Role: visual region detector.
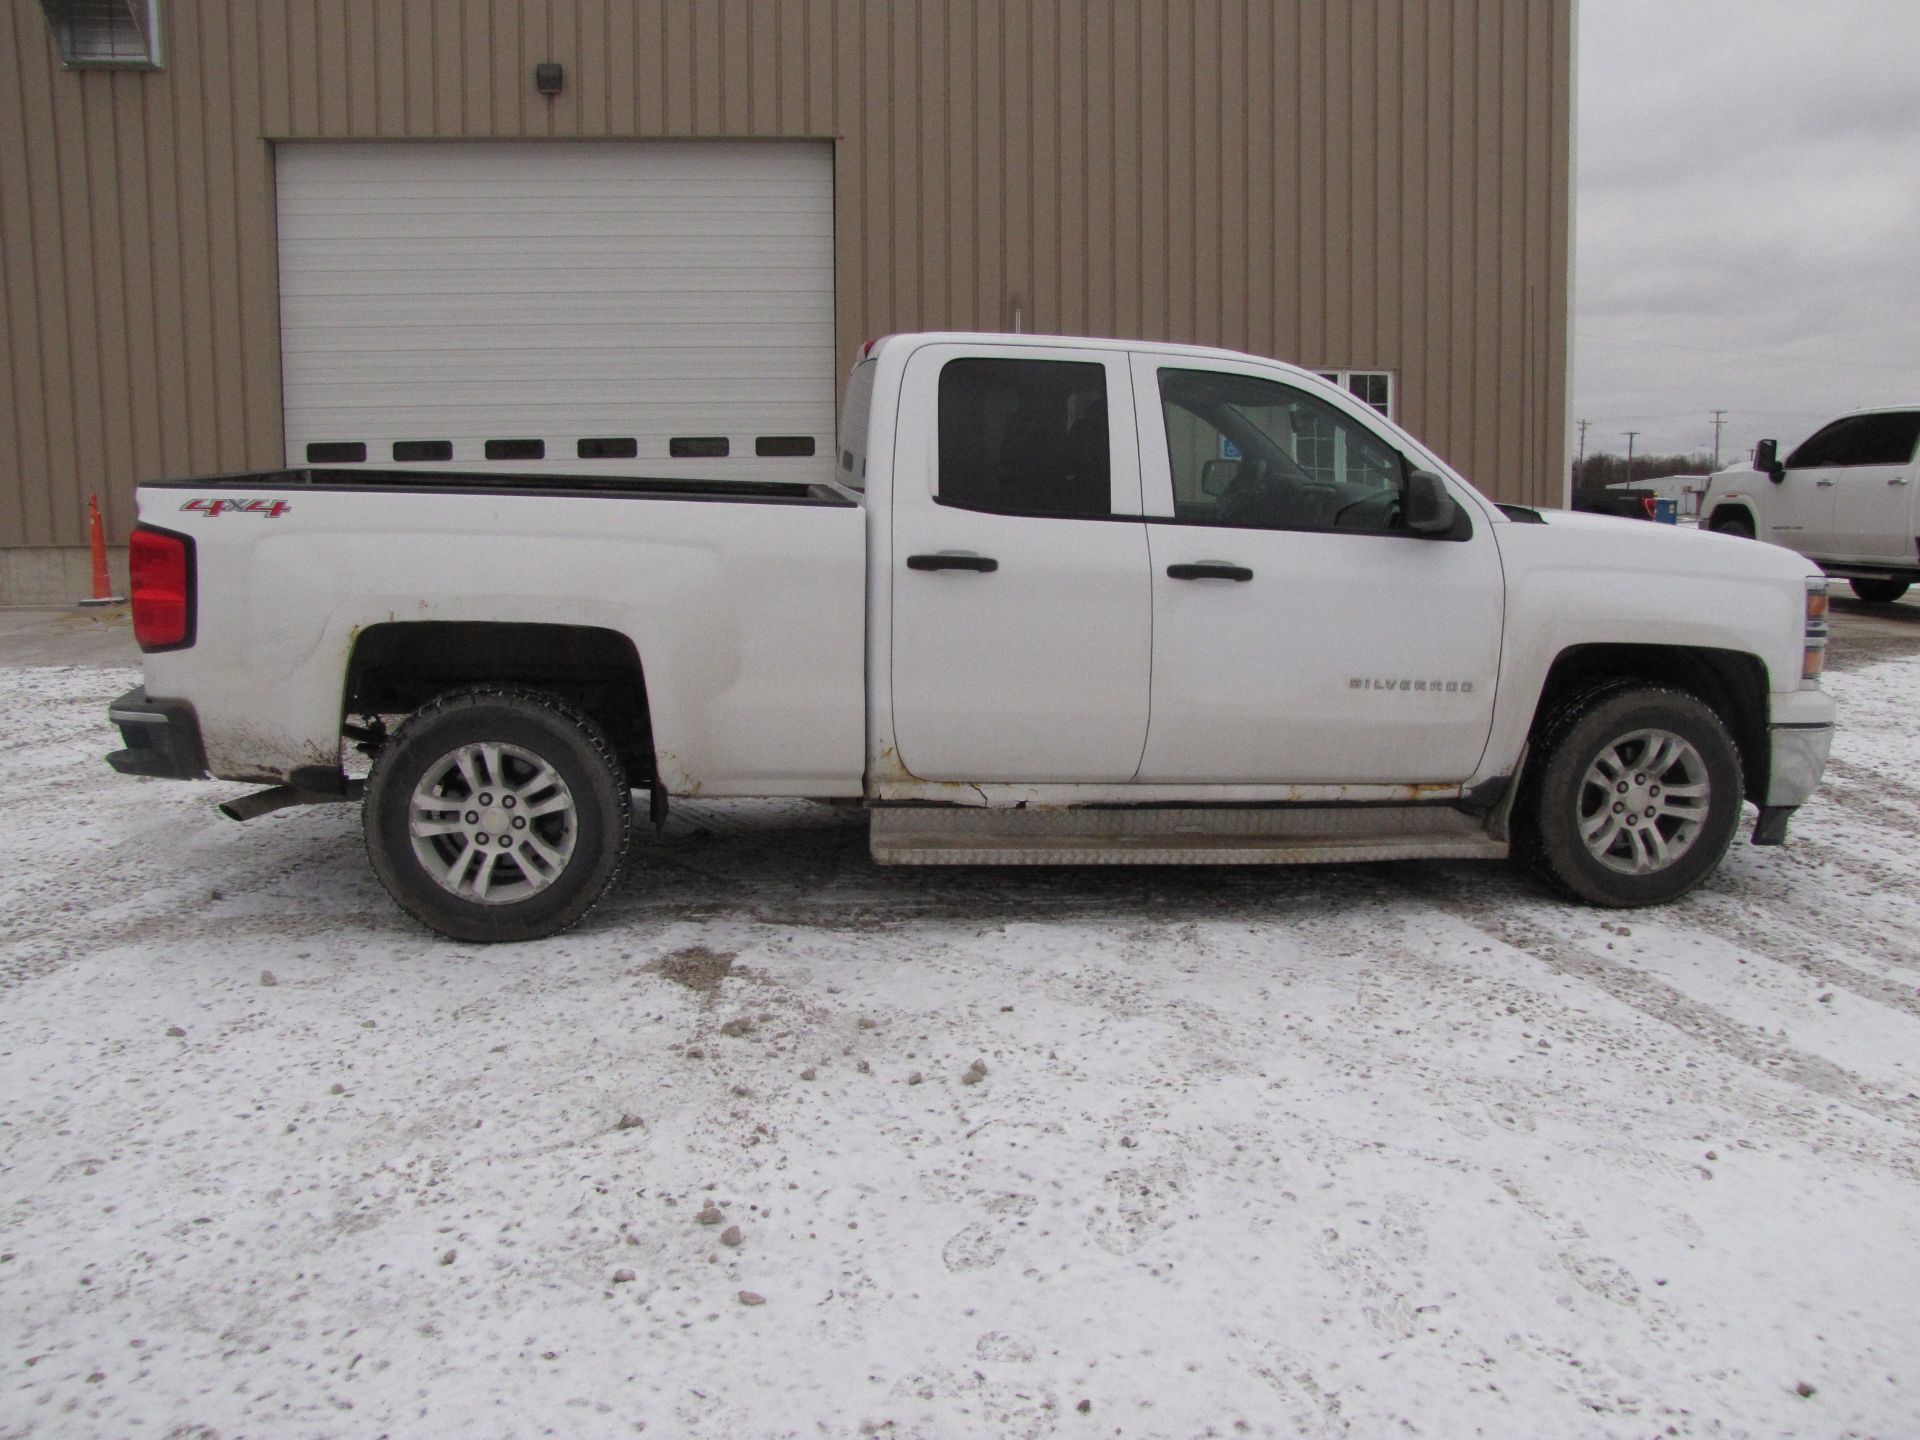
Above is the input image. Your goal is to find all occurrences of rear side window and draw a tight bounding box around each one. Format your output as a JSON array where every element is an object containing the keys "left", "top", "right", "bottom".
[
  {"left": 837, "top": 360, "right": 876, "bottom": 493},
  {"left": 937, "top": 359, "right": 1110, "bottom": 519},
  {"left": 1788, "top": 412, "right": 1920, "bottom": 468},
  {"left": 1856, "top": 412, "right": 1920, "bottom": 466}
]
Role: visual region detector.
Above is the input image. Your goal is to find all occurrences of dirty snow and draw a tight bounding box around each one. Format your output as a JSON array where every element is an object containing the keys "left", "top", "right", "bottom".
[{"left": 3, "top": 658, "right": 1919, "bottom": 1439}]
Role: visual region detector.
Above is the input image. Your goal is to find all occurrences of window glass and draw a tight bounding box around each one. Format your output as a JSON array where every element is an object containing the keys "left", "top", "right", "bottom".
[
  {"left": 1158, "top": 368, "right": 1406, "bottom": 533},
  {"left": 1311, "top": 370, "right": 1394, "bottom": 418},
  {"left": 1346, "top": 372, "right": 1392, "bottom": 416},
  {"left": 1855, "top": 412, "right": 1920, "bottom": 467},
  {"left": 836, "top": 360, "right": 875, "bottom": 492},
  {"left": 1787, "top": 416, "right": 1870, "bottom": 468},
  {"left": 937, "top": 359, "right": 1111, "bottom": 519}
]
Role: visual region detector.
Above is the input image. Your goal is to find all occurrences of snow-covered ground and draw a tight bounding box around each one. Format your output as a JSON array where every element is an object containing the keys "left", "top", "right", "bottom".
[{"left": 4, "top": 658, "right": 1919, "bottom": 1440}]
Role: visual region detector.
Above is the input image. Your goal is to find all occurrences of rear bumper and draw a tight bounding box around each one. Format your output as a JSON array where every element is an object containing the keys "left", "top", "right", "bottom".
[{"left": 106, "top": 686, "right": 209, "bottom": 781}]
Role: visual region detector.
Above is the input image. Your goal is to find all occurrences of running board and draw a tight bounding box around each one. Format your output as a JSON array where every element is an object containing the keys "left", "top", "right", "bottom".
[{"left": 869, "top": 804, "right": 1506, "bottom": 866}]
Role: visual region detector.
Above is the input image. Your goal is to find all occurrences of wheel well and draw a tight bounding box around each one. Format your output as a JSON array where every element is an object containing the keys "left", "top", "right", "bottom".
[
  {"left": 1705, "top": 503, "right": 1756, "bottom": 533},
  {"left": 1529, "top": 644, "right": 1769, "bottom": 804},
  {"left": 346, "top": 622, "right": 654, "bottom": 785}
]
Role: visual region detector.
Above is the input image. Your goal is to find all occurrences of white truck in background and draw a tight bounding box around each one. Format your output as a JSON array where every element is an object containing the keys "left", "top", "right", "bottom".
[
  {"left": 1701, "top": 405, "right": 1920, "bottom": 604},
  {"left": 107, "top": 333, "right": 1835, "bottom": 941}
]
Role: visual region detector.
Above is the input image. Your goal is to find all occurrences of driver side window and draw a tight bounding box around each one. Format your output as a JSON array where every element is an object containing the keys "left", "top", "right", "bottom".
[{"left": 1158, "top": 368, "right": 1407, "bottom": 534}]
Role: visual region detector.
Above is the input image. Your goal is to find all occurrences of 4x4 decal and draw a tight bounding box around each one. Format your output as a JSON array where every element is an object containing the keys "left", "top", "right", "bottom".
[{"left": 180, "top": 498, "right": 291, "bottom": 518}]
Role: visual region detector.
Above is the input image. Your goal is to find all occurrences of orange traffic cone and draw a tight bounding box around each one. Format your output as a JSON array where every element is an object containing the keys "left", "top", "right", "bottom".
[{"left": 79, "top": 494, "right": 125, "bottom": 606}]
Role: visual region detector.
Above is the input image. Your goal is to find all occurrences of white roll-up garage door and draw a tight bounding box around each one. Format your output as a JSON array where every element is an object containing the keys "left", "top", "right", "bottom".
[{"left": 275, "top": 140, "right": 835, "bottom": 481}]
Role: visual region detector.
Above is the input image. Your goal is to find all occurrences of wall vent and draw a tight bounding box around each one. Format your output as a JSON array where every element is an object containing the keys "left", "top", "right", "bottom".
[{"left": 40, "top": 0, "right": 163, "bottom": 69}]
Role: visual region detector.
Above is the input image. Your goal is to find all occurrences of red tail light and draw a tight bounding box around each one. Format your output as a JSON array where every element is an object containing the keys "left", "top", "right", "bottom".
[{"left": 129, "top": 526, "right": 195, "bottom": 651}]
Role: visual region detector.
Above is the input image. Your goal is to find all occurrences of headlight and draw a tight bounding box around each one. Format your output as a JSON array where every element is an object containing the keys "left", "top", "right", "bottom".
[{"left": 1802, "top": 579, "right": 1828, "bottom": 687}]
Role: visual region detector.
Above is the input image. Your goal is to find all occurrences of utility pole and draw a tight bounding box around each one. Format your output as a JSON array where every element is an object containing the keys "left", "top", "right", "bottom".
[
  {"left": 1574, "top": 419, "right": 1590, "bottom": 488},
  {"left": 1709, "top": 410, "right": 1727, "bottom": 472},
  {"left": 1623, "top": 431, "right": 1639, "bottom": 482}
]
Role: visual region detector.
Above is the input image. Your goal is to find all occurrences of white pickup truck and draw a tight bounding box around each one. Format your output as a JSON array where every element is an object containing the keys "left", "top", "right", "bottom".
[
  {"left": 107, "top": 333, "right": 1836, "bottom": 941},
  {"left": 1701, "top": 406, "right": 1920, "bottom": 604}
]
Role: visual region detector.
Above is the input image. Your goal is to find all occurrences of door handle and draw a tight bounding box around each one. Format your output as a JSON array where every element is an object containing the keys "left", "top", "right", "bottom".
[
  {"left": 1815, "top": 477, "right": 1836, "bottom": 487},
  {"left": 1891, "top": 476, "right": 1911, "bottom": 486},
  {"left": 907, "top": 552, "right": 999, "bottom": 573},
  {"left": 1166, "top": 562, "right": 1254, "bottom": 582}
]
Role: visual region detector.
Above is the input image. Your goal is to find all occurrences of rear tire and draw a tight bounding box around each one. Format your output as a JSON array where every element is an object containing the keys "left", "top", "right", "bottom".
[
  {"left": 365, "top": 686, "right": 630, "bottom": 942},
  {"left": 1523, "top": 685, "right": 1742, "bottom": 907},
  {"left": 1849, "top": 577, "right": 1910, "bottom": 604}
]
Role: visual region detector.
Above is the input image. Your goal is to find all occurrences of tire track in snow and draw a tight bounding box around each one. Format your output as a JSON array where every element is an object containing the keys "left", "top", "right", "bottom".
[{"left": 1419, "top": 886, "right": 1914, "bottom": 1135}]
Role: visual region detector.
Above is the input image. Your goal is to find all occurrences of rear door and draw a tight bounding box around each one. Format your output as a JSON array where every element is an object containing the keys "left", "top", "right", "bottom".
[
  {"left": 888, "top": 344, "right": 1151, "bottom": 783},
  {"left": 1821, "top": 411, "right": 1920, "bottom": 562},
  {"left": 1129, "top": 354, "right": 1503, "bottom": 784}
]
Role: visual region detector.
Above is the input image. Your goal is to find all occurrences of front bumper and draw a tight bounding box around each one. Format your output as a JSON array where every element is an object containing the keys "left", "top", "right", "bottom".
[
  {"left": 1765, "top": 722, "right": 1834, "bottom": 809},
  {"left": 106, "top": 686, "right": 209, "bottom": 781},
  {"left": 1749, "top": 690, "right": 1836, "bottom": 846},
  {"left": 1765, "top": 689, "right": 1837, "bottom": 808}
]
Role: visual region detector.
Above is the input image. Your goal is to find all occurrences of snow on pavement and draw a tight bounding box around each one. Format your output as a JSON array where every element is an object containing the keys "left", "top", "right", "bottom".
[{"left": 3, "top": 661, "right": 1918, "bottom": 1439}]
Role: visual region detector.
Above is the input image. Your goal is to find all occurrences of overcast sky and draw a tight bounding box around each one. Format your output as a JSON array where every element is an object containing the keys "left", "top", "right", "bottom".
[{"left": 1575, "top": 0, "right": 1920, "bottom": 465}]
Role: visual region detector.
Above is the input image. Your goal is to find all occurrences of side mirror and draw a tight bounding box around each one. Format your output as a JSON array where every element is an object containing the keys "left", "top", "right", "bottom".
[
  {"left": 1754, "top": 438, "right": 1786, "bottom": 482},
  {"left": 1405, "top": 469, "right": 1458, "bottom": 535},
  {"left": 1199, "top": 458, "right": 1241, "bottom": 498}
]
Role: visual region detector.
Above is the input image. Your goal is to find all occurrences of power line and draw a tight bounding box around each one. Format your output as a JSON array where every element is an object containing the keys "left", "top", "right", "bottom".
[{"left": 1575, "top": 408, "right": 1836, "bottom": 425}]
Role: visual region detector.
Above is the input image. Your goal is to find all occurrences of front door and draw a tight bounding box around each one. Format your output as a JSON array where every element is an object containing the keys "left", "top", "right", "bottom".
[
  {"left": 888, "top": 343, "right": 1151, "bottom": 783},
  {"left": 1129, "top": 355, "right": 1503, "bottom": 784}
]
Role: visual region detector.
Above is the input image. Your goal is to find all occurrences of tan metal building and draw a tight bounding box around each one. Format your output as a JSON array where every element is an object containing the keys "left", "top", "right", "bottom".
[{"left": 1, "top": 0, "right": 1572, "bottom": 604}]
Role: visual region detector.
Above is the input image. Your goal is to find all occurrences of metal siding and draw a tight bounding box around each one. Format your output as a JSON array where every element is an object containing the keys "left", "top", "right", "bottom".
[{"left": 1, "top": 0, "right": 1572, "bottom": 564}]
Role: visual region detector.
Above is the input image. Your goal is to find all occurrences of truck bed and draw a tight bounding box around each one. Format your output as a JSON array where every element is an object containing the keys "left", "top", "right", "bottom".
[{"left": 131, "top": 468, "right": 868, "bottom": 796}]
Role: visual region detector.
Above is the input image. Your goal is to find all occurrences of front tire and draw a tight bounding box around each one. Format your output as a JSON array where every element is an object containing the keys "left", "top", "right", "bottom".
[
  {"left": 365, "top": 687, "right": 630, "bottom": 942},
  {"left": 1849, "top": 577, "right": 1910, "bottom": 604},
  {"left": 1710, "top": 511, "right": 1755, "bottom": 540},
  {"left": 1524, "top": 686, "right": 1742, "bottom": 907}
]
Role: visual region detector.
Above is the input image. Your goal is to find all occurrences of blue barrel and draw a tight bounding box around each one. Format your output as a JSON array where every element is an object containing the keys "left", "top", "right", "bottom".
[{"left": 1654, "top": 498, "right": 1678, "bottom": 524}]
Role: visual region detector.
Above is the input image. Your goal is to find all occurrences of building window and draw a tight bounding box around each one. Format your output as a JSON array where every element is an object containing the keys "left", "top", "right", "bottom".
[
  {"left": 40, "top": 0, "right": 164, "bottom": 69},
  {"left": 1314, "top": 369, "right": 1395, "bottom": 419}
]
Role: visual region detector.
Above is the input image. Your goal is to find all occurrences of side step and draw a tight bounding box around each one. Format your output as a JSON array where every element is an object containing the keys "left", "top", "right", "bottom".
[{"left": 869, "top": 804, "right": 1506, "bottom": 867}]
